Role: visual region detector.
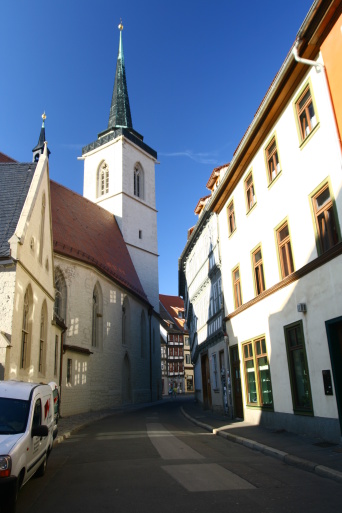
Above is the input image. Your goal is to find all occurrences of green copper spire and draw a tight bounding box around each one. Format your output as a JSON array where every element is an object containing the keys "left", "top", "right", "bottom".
[{"left": 108, "top": 22, "right": 133, "bottom": 130}]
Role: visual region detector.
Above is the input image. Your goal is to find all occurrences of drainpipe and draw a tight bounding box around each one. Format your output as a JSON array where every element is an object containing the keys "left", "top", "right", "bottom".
[
  {"left": 293, "top": 39, "right": 341, "bottom": 152},
  {"left": 292, "top": 39, "right": 324, "bottom": 72}
]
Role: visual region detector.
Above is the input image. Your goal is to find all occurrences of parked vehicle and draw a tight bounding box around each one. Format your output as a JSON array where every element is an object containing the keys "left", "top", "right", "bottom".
[{"left": 0, "top": 381, "right": 57, "bottom": 512}]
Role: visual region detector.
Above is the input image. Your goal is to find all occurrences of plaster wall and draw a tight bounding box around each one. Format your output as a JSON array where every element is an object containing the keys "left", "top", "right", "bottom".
[
  {"left": 0, "top": 267, "right": 16, "bottom": 377},
  {"left": 55, "top": 255, "right": 161, "bottom": 416}
]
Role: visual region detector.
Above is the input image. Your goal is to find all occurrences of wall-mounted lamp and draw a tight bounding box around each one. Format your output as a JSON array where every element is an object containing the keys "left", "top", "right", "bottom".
[{"left": 297, "top": 303, "right": 307, "bottom": 313}]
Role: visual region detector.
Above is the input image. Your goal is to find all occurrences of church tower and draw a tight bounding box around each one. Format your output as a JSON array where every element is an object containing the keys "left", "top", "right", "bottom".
[{"left": 81, "top": 22, "right": 159, "bottom": 312}]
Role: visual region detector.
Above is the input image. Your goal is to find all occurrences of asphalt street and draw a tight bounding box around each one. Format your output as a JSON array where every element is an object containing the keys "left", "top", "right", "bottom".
[{"left": 15, "top": 396, "right": 342, "bottom": 513}]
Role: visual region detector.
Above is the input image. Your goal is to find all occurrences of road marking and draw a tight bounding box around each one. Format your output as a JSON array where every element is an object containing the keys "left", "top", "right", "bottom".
[
  {"left": 147, "top": 423, "right": 204, "bottom": 460},
  {"left": 162, "top": 463, "right": 256, "bottom": 491}
]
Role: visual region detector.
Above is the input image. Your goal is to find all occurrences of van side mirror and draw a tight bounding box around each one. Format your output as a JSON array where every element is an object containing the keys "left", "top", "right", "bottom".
[{"left": 31, "top": 425, "right": 49, "bottom": 438}]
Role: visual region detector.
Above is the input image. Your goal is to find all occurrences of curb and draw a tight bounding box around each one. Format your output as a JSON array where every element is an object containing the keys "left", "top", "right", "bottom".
[{"left": 181, "top": 407, "right": 342, "bottom": 484}]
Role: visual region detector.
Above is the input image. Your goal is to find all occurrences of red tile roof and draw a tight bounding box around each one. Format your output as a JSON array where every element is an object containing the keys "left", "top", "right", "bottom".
[
  {"left": 50, "top": 180, "right": 148, "bottom": 303},
  {"left": 206, "top": 163, "right": 229, "bottom": 190},
  {"left": 159, "top": 294, "right": 187, "bottom": 332},
  {"left": 194, "top": 195, "right": 210, "bottom": 215},
  {"left": 0, "top": 152, "right": 17, "bottom": 163}
]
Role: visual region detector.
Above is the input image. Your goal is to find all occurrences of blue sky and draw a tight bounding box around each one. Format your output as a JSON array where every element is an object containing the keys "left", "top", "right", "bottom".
[{"left": 1, "top": 0, "right": 314, "bottom": 296}]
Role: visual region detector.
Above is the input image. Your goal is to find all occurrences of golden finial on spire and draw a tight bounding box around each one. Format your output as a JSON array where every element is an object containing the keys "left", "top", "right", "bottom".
[
  {"left": 118, "top": 19, "right": 123, "bottom": 31},
  {"left": 42, "top": 112, "right": 46, "bottom": 121}
]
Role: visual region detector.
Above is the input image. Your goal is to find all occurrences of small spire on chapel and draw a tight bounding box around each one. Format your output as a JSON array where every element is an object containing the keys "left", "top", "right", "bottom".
[{"left": 32, "top": 112, "right": 50, "bottom": 162}]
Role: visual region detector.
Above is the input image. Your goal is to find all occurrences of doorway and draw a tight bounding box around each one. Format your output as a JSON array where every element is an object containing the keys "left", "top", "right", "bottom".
[
  {"left": 326, "top": 317, "right": 342, "bottom": 435},
  {"left": 201, "top": 353, "right": 212, "bottom": 410},
  {"left": 230, "top": 345, "right": 244, "bottom": 419}
]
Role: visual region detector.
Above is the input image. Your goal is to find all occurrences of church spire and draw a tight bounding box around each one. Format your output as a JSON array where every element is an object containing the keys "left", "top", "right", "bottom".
[
  {"left": 32, "top": 112, "right": 50, "bottom": 162},
  {"left": 108, "top": 21, "right": 133, "bottom": 130}
]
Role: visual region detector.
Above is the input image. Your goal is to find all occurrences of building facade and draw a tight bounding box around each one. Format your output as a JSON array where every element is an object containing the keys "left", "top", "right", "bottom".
[
  {"left": 159, "top": 294, "right": 193, "bottom": 395},
  {"left": 179, "top": 0, "right": 342, "bottom": 441}
]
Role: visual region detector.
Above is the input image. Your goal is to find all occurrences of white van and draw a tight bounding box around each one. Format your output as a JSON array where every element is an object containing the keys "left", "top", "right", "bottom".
[{"left": 0, "top": 381, "right": 57, "bottom": 512}]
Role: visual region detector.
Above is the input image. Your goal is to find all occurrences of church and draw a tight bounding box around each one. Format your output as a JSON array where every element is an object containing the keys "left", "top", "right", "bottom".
[{"left": 0, "top": 23, "right": 161, "bottom": 416}]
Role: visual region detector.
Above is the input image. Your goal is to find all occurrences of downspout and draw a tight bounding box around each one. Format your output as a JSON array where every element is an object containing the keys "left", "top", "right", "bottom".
[
  {"left": 292, "top": 39, "right": 324, "bottom": 72},
  {"left": 293, "top": 39, "right": 341, "bottom": 152}
]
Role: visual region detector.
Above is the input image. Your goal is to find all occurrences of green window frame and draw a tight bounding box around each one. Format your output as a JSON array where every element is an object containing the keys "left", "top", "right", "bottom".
[
  {"left": 284, "top": 320, "right": 313, "bottom": 415},
  {"left": 242, "top": 337, "right": 273, "bottom": 408}
]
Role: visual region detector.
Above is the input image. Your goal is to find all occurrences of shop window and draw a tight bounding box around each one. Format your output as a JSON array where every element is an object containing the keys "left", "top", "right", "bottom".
[{"left": 242, "top": 337, "right": 273, "bottom": 408}]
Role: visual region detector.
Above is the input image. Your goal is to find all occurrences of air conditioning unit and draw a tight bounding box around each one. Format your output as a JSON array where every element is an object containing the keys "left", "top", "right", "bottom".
[{"left": 297, "top": 303, "right": 307, "bottom": 313}]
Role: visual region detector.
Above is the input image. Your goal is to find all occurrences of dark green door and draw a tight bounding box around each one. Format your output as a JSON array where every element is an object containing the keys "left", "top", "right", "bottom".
[{"left": 326, "top": 317, "right": 342, "bottom": 435}]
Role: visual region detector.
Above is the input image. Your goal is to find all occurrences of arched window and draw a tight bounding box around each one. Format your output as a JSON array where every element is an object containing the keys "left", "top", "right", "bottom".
[
  {"left": 39, "top": 302, "right": 47, "bottom": 375},
  {"left": 134, "top": 164, "right": 144, "bottom": 199},
  {"left": 54, "top": 267, "right": 67, "bottom": 322},
  {"left": 92, "top": 283, "right": 103, "bottom": 348},
  {"left": 97, "top": 161, "right": 109, "bottom": 198},
  {"left": 38, "top": 193, "right": 46, "bottom": 263},
  {"left": 122, "top": 296, "right": 130, "bottom": 346},
  {"left": 140, "top": 310, "right": 147, "bottom": 358},
  {"left": 21, "top": 287, "right": 32, "bottom": 369}
]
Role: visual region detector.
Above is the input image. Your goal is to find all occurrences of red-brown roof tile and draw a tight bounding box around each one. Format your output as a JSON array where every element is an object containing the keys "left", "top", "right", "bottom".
[
  {"left": 50, "top": 180, "right": 148, "bottom": 303},
  {"left": 0, "top": 152, "right": 17, "bottom": 163},
  {"left": 159, "top": 294, "right": 188, "bottom": 332}
]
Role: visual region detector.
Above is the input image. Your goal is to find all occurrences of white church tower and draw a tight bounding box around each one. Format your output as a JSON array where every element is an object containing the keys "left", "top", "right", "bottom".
[{"left": 81, "top": 22, "right": 159, "bottom": 312}]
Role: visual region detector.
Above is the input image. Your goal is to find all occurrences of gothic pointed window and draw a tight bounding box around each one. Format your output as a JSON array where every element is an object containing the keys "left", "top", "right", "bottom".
[
  {"left": 122, "top": 296, "right": 130, "bottom": 346},
  {"left": 39, "top": 302, "right": 47, "bottom": 375},
  {"left": 140, "top": 310, "right": 147, "bottom": 358},
  {"left": 134, "top": 164, "right": 144, "bottom": 199},
  {"left": 54, "top": 267, "right": 67, "bottom": 322},
  {"left": 97, "top": 161, "right": 109, "bottom": 198},
  {"left": 21, "top": 287, "right": 32, "bottom": 369},
  {"left": 92, "top": 283, "right": 103, "bottom": 348}
]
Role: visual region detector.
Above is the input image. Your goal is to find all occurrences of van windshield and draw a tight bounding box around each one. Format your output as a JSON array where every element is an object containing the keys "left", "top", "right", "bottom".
[{"left": 0, "top": 398, "right": 30, "bottom": 434}]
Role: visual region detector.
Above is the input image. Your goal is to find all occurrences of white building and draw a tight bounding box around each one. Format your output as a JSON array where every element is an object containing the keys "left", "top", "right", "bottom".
[{"left": 179, "top": 0, "right": 342, "bottom": 442}]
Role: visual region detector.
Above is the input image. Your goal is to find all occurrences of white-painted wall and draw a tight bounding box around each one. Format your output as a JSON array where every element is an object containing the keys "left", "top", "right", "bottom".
[
  {"left": 217, "top": 62, "right": 342, "bottom": 430},
  {"left": 83, "top": 135, "right": 159, "bottom": 311}
]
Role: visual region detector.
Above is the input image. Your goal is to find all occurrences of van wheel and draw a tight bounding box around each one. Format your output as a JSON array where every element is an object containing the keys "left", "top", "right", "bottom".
[
  {"left": 36, "top": 454, "right": 47, "bottom": 477},
  {"left": 4, "top": 474, "right": 22, "bottom": 513}
]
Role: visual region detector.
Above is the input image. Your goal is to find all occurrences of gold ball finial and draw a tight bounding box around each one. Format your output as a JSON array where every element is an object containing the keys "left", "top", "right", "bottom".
[
  {"left": 118, "top": 19, "right": 123, "bottom": 31},
  {"left": 42, "top": 112, "right": 46, "bottom": 121}
]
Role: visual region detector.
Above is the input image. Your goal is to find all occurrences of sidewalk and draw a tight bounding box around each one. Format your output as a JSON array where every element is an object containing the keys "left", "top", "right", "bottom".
[
  {"left": 53, "top": 395, "right": 342, "bottom": 484},
  {"left": 181, "top": 398, "right": 342, "bottom": 484}
]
